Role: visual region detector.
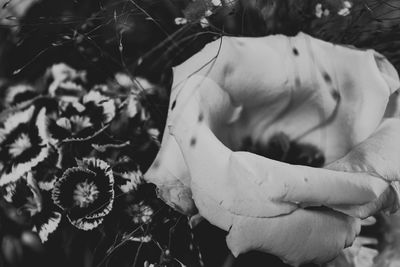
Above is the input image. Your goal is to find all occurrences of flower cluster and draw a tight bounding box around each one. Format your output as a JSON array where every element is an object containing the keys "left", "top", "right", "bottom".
[
  {"left": 1, "top": 63, "right": 204, "bottom": 267},
  {"left": 0, "top": 63, "right": 165, "bottom": 243}
]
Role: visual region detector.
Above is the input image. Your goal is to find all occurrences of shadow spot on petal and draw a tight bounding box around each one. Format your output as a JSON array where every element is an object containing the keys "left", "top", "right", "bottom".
[
  {"left": 331, "top": 89, "right": 341, "bottom": 102},
  {"left": 198, "top": 113, "right": 204, "bottom": 122},
  {"left": 190, "top": 137, "right": 196, "bottom": 147},
  {"left": 323, "top": 72, "right": 332, "bottom": 83},
  {"left": 171, "top": 100, "right": 177, "bottom": 110}
]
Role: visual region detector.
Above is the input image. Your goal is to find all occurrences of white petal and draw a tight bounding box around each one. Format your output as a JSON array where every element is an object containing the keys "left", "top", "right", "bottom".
[{"left": 145, "top": 33, "right": 400, "bottom": 265}]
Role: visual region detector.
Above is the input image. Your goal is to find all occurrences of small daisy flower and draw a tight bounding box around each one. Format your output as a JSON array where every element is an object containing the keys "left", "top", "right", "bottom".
[
  {"left": 0, "top": 107, "right": 52, "bottom": 186},
  {"left": 115, "top": 169, "right": 143, "bottom": 194},
  {"left": 112, "top": 156, "right": 143, "bottom": 193},
  {"left": 127, "top": 202, "right": 153, "bottom": 225},
  {"left": 82, "top": 90, "right": 116, "bottom": 124},
  {"left": 52, "top": 90, "right": 115, "bottom": 142},
  {"left": 52, "top": 158, "right": 114, "bottom": 230}
]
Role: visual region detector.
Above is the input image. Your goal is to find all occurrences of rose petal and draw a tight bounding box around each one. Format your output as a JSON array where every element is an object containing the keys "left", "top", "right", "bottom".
[
  {"left": 145, "top": 32, "right": 400, "bottom": 265},
  {"left": 147, "top": 32, "right": 400, "bottom": 215}
]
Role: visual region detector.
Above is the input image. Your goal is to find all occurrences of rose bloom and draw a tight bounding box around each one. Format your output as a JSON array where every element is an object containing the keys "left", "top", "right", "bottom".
[{"left": 145, "top": 32, "right": 400, "bottom": 266}]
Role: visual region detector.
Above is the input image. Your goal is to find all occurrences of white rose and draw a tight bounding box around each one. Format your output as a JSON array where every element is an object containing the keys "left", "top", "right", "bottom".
[{"left": 145, "top": 32, "right": 400, "bottom": 266}]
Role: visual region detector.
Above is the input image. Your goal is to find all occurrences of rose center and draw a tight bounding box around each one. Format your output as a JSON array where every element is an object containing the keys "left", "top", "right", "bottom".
[
  {"left": 73, "top": 180, "right": 99, "bottom": 208},
  {"left": 9, "top": 133, "right": 31, "bottom": 157}
]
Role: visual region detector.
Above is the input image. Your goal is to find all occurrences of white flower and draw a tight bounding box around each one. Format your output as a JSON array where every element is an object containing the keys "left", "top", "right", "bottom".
[
  {"left": 211, "top": 0, "right": 222, "bottom": 7},
  {"left": 0, "top": 107, "right": 52, "bottom": 186},
  {"left": 128, "top": 202, "right": 153, "bottom": 224},
  {"left": 338, "top": 1, "right": 352, "bottom": 16},
  {"left": 118, "top": 170, "right": 143, "bottom": 193},
  {"left": 52, "top": 158, "right": 114, "bottom": 230},
  {"left": 344, "top": 1, "right": 352, "bottom": 9},
  {"left": 338, "top": 7, "right": 350, "bottom": 16},
  {"left": 315, "top": 3, "right": 323, "bottom": 18},
  {"left": 315, "top": 3, "right": 330, "bottom": 18},
  {"left": 82, "top": 90, "right": 116, "bottom": 124},
  {"left": 145, "top": 33, "right": 400, "bottom": 266},
  {"left": 200, "top": 17, "right": 209, "bottom": 28},
  {"left": 174, "top": 17, "right": 188, "bottom": 25},
  {"left": 115, "top": 73, "right": 133, "bottom": 88}
]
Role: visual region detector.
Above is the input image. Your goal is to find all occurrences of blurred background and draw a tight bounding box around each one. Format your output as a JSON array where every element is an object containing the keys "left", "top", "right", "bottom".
[{"left": 1, "top": 0, "right": 400, "bottom": 84}]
